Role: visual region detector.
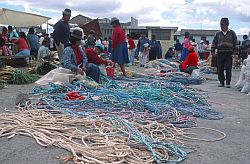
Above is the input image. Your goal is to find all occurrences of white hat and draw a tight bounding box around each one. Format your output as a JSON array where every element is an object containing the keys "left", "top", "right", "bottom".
[{"left": 200, "top": 40, "right": 204, "bottom": 44}]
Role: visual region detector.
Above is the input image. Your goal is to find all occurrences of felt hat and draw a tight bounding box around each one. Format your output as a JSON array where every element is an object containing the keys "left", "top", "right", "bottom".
[
  {"left": 110, "top": 17, "right": 119, "bottom": 24},
  {"left": 70, "top": 29, "right": 83, "bottom": 40},
  {"left": 95, "top": 43, "right": 104, "bottom": 52},
  {"left": 63, "top": 8, "right": 71, "bottom": 16}
]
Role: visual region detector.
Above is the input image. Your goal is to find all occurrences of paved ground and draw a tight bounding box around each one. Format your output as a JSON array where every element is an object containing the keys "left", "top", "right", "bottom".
[{"left": 0, "top": 70, "right": 249, "bottom": 164}]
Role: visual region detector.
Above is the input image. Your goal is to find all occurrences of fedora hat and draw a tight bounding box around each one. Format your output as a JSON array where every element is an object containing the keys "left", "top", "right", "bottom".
[
  {"left": 71, "top": 29, "right": 83, "bottom": 40},
  {"left": 63, "top": 8, "right": 71, "bottom": 16},
  {"left": 110, "top": 17, "right": 119, "bottom": 24}
]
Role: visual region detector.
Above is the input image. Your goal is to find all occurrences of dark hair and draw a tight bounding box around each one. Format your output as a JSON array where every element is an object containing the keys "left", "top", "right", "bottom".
[
  {"left": 175, "top": 39, "right": 179, "bottom": 43},
  {"left": 70, "top": 36, "right": 80, "bottom": 44},
  {"left": 42, "top": 37, "right": 50, "bottom": 46},
  {"left": 19, "top": 32, "right": 26, "bottom": 38},
  {"left": 2, "top": 27, "right": 7, "bottom": 31},
  {"left": 28, "top": 27, "right": 35, "bottom": 34},
  {"left": 126, "top": 34, "right": 130, "bottom": 38},
  {"left": 243, "top": 35, "right": 248, "bottom": 40},
  {"left": 8, "top": 26, "right": 13, "bottom": 30},
  {"left": 192, "top": 38, "right": 196, "bottom": 42},
  {"left": 112, "top": 20, "right": 120, "bottom": 26},
  {"left": 184, "top": 32, "right": 190, "bottom": 38},
  {"left": 205, "top": 40, "right": 209, "bottom": 44},
  {"left": 104, "top": 37, "right": 107, "bottom": 40},
  {"left": 168, "top": 47, "right": 173, "bottom": 51}
]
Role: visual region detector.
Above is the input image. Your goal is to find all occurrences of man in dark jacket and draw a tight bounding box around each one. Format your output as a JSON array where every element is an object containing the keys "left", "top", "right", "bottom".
[
  {"left": 211, "top": 18, "right": 238, "bottom": 88},
  {"left": 53, "top": 8, "right": 71, "bottom": 59}
]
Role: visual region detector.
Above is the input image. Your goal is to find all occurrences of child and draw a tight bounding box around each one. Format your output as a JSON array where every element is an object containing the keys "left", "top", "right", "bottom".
[{"left": 37, "top": 37, "right": 51, "bottom": 62}]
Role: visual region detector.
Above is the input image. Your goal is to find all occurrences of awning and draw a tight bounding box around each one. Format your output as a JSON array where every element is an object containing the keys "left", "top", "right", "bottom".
[{"left": 0, "top": 8, "right": 51, "bottom": 27}]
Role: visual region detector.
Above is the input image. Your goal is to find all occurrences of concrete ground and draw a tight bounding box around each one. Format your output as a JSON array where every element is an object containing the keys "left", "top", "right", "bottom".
[{"left": 0, "top": 69, "right": 249, "bottom": 164}]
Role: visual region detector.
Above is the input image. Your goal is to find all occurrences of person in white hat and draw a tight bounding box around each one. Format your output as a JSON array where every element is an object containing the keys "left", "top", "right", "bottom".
[{"left": 110, "top": 17, "right": 129, "bottom": 77}]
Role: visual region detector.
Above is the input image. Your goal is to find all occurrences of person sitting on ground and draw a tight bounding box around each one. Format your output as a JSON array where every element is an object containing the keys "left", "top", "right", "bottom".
[
  {"left": 14, "top": 32, "right": 30, "bottom": 56},
  {"left": 37, "top": 37, "right": 52, "bottom": 62},
  {"left": 27, "top": 27, "right": 40, "bottom": 58},
  {"left": 179, "top": 46, "right": 199, "bottom": 74},
  {"left": 85, "top": 43, "right": 112, "bottom": 66},
  {"left": 0, "top": 27, "right": 8, "bottom": 43},
  {"left": 85, "top": 43, "right": 113, "bottom": 75},
  {"left": 61, "top": 29, "right": 101, "bottom": 83},
  {"left": 165, "top": 47, "right": 175, "bottom": 59},
  {"left": 0, "top": 37, "right": 11, "bottom": 56}
]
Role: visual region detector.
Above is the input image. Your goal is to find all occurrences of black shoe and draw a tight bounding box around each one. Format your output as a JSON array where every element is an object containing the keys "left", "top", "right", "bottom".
[
  {"left": 218, "top": 84, "right": 224, "bottom": 87},
  {"left": 225, "top": 84, "right": 230, "bottom": 88}
]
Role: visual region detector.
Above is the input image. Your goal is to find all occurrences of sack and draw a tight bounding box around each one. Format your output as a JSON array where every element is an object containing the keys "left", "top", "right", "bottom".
[
  {"left": 235, "top": 65, "right": 246, "bottom": 88},
  {"left": 35, "top": 67, "right": 85, "bottom": 85}
]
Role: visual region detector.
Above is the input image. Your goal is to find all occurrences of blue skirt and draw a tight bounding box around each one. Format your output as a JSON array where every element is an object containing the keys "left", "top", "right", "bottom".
[
  {"left": 180, "top": 48, "right": 189, "bottom": 61},
  {"left": 110, "top": 42, "right": 129, "bottom": 64}
]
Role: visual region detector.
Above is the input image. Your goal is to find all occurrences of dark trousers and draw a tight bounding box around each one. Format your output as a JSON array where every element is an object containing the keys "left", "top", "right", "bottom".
[{"left": 217, "top": 52, "right": 233, "bottom": 85}]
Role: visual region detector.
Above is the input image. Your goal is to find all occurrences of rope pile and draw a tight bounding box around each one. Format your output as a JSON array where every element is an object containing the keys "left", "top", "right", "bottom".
[{"left": 0, "top": 110, "right": 226, "bottom": 163}]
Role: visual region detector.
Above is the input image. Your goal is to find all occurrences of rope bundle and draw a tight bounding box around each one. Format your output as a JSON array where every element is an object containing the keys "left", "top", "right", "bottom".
[{"left": 0, "top": 110, "right": 226, "bottom": 163}]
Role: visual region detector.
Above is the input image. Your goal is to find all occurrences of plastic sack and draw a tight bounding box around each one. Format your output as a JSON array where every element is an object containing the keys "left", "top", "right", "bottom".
[
  {"left": 35, "top": 67, "right": 85, "bottom": 85},
  {"left": 191, "top": 69, "right": 200, "bottom": 78},
  {"left": 235, "top": 65, "right": 246, "bottom": 88}
]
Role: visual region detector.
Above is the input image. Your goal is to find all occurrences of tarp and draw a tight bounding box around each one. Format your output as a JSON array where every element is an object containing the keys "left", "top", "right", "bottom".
[
  {"left": 79, "top": 19, "right": 103, "bottom": 37},
  {"left": 0, "top": 8, "right": 50, "bottom": 27}
]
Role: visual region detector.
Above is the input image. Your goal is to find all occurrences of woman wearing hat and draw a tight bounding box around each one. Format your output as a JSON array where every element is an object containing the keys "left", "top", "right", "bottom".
[
  {"left": 110, "top": 17, "right": 129, "bottom": 77},
  {"left": 61, "top": 29, "right": 101, "bottom": 83}
]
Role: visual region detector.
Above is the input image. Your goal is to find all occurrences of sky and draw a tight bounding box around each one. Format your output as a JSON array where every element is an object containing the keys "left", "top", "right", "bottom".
[{"left": 0, "top": 0, "right": 250, "bottom": 35}]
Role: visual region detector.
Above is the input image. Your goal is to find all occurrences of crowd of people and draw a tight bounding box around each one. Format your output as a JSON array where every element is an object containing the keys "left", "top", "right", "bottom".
[{"left": 1, "top": 8, "right": 250, "bottom": 88}]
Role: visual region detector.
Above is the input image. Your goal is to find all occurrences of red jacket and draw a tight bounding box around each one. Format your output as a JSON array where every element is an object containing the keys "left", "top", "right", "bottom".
[
  {"left": 182, "top": 51, "right": 198, "bottom": 70},
  {"left": 112, "top": 25, "right": 125, "bottom": 49},
  {"left": 85, "top": 48, "right": 108, "bottom": 65},
  {"left": 128, "top": 38, "right": 135, "bottom": 49}
]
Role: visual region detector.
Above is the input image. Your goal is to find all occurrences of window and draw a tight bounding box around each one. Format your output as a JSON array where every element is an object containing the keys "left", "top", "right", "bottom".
[
  {"left": 129, "top": 29, "right": 148, "bottom": 39},
  {"left": 152, "top": 29, "right": 171, "bottom": 40}
]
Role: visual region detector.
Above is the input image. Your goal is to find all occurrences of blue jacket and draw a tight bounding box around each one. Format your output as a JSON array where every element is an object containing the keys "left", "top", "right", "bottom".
[
  {"left": 27, "top": 34, "right": 40, "bottom": 51},
  {"left": 137, "top": 37, "right": 150, "bottom": 52},
  {"left": 61, "top": 46, "right": 88, "bottom": 73},
  {"left": 53, "top": 19, "right": 70, "bottom": 45}
]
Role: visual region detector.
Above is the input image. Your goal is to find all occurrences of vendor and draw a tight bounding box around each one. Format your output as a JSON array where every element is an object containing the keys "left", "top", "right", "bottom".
[
  {"left": 179, "top": 46, "right": 198, "bottom": 74},
  {"left": 61, "top": 29, "right": 101, "bottom": 83},
  {"left": 85, "top": 43, "right": 112, "bottom": 66},
  {"left": 14, "top": 32, "right": 30, "bottom": 56}
]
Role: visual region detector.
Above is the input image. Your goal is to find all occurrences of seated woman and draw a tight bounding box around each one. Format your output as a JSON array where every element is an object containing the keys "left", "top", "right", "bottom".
[
  {"left": 61, "top": 29, "right": 101, "bottom": 83},
  {"left": 85, "top": 43, "right": 112, "bottom": 74},
  {"left": 179, "top": 46, "right": 198, "bottom": 74},
  {"left": 0, "top": 37, "right": 11, "bottom": 56},
  {"left": 37, "top": 37, "right": 52, "bottom": 62},
  {"left": 14, "top": 32, "right": 30, "bottom": 56},
  {"left": 165, "top": 47, "right": 174, "bottom": 59}
]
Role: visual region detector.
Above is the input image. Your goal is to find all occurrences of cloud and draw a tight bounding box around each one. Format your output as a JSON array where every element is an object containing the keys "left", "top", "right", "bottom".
[{"left": 1, "top": 0, "right": 250, "bottom": 34}]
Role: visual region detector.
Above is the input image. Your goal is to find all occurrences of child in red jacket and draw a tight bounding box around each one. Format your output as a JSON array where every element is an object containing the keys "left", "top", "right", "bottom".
[{"left": 179, "top": 46, "right": 199, "bottom": 74}]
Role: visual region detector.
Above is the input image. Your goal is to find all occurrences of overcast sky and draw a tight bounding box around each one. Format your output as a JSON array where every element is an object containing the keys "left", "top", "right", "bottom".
[{"left": 1, "top": 0, "right": 250, "bottom": 35}]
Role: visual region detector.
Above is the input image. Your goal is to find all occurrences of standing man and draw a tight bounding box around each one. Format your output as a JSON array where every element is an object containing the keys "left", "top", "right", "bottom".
[
  {"left": 126, "top": 34, "right": 136, "bottom": 65},
  {"left": 110, "top": 17, "right": 129, "bottom": 77},
  {"left": 53, "top": 8, "right": 71, "bottom": 59},
  {"left": 211, "top": 18, "right": 238, "bottom": 88}
]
